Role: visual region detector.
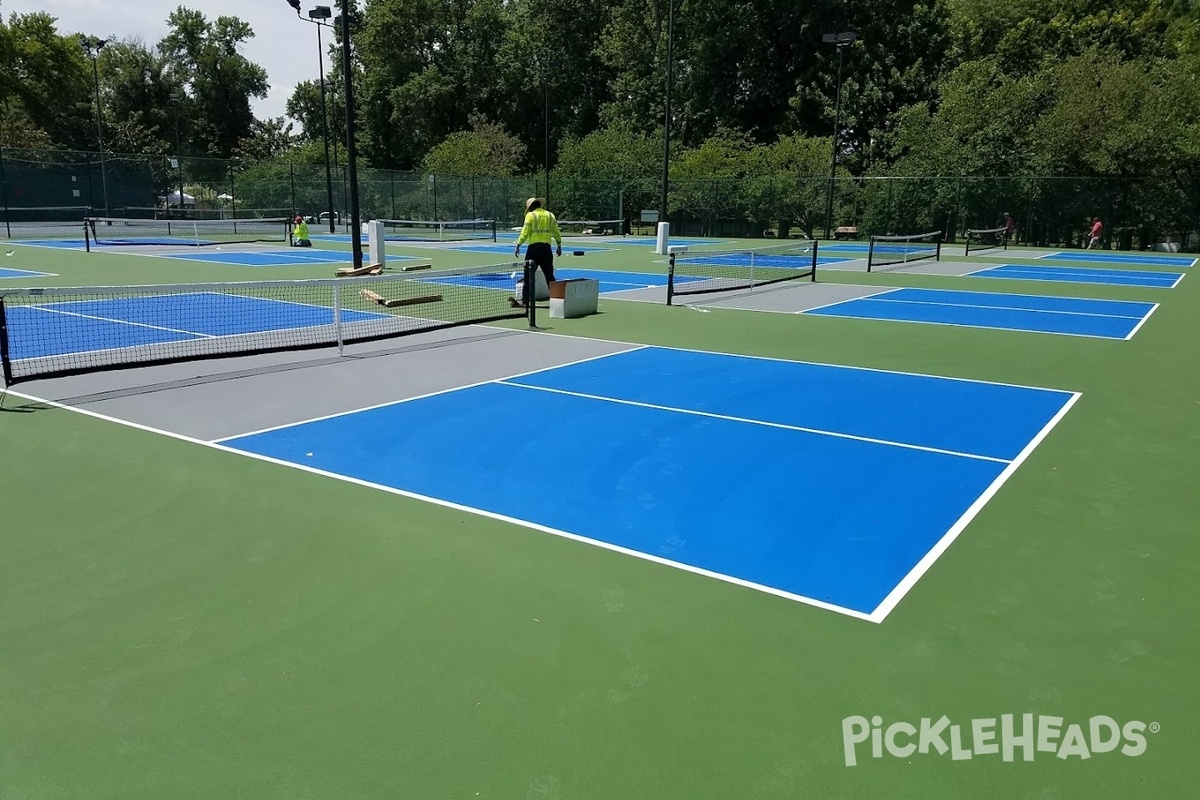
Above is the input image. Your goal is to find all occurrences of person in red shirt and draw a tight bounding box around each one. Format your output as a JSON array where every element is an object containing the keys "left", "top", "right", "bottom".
[{"left": 1087, "top": 217, "right": 1103, "bottom": 249}]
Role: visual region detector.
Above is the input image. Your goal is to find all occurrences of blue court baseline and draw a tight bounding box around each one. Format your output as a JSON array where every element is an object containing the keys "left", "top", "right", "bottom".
[
  {"left": 805, "top": 287, "right": 1156, "bottom": 339},
  {"left": 1037, "top": 251, "right": 1196, "bottom": 268},
  {"left": 969, "top": 264, "right": 1183, "bottom": 288},
  {"left": 4, "top": 293, "right": 385, "bottom": 360},
  {"left": 221, "top": 346, "right": 1076, "bottom": 619}
]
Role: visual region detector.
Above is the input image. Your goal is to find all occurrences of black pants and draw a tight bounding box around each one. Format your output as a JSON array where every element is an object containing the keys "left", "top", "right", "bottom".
[{"left": 519, "top": 242, "right": 556, "bottom": 300}]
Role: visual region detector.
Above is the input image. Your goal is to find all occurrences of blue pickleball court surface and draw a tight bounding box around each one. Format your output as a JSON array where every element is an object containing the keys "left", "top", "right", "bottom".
[
  {"left": 804, "top": 287, "right": 1157, "bottom": 339},
  {"left": 4, "top": 292, "right": 386, "bottom": 361},
  {"left": 1037, "top": 251, "right": 1196, "bottom": 268},
  {"left": 221, "top": 346, "right": 1077, "bottom": 620},
  {"left": 0, "top": 267, "right": 55, "bottom": 279},
  {"left": 967, "top": 264, "right": 1184, "bottom": 288},
  {"left": 424, "top": 266, "right": 690, "bottom": 294}
]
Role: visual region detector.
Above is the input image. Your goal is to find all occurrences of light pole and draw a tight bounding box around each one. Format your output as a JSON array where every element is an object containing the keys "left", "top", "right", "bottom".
[
  {"left": 660, "top": 0, "right": 677, "bottom": 227},
  {"left": 288, "top": 2, "right": 338, "bottom": 234},
  {"left": 821, "top": 31, "right": 857, "bottom": 241},
  {"left": 532, "top": 52, "right": 550, "bottom": 208},
  {"left": 79, "top": 35, "right": 110, "bottom": 215},
  {"left": 335, "top": 0, "right": 363, "bottom": 269}
]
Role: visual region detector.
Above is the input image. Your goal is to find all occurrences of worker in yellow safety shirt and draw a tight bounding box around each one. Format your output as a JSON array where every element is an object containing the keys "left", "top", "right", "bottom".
[
  {"left": 292, "top": 215, "right": 312, "bottom": 247},
  {"left": 510, "top": 197, "right": 562, "bottom": 307}
]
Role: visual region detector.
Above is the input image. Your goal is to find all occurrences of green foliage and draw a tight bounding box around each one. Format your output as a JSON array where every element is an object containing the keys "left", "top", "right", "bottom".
[{"left": 422, "top": 115, "right": 526, "bottom": 176}]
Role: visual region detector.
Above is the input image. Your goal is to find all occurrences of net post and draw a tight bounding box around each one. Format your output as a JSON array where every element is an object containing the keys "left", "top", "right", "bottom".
[
  {"left": 666, "top": 251, "right": 676, "bottom": 306},
  {"left": 84, "top": 219, "right": 92, "bottom": 253},
  {"left": 333, "top": 282, "right": 344, "bottom": 356},
  {"left": 490, "top": 219, "right": 497, "bottom": 243},
  {"left": 867, "top": 237, "right": 875, "bottom": 272},
  {"left": 0, "top": 298, "right": 13, "bottom": 387},
  {"left": 935, "top": 238, "right": 942, "bottom": 262},
  {"left": 810, "top": 239, "right": 818, "bottom": 281}
]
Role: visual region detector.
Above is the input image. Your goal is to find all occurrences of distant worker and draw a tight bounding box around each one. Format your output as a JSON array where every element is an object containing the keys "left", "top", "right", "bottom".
[
  {"left": 292, "top": 214, "right": 312, "bottom": 247},
  {"left": 1002, "top": 212, "right": 1016, "bottom": 245},
  {"left": 510, "top": 197, "right": 562, "bottom": 308},
  {"left": 1086, "top": 217, "right": 1103, "bottom": 249}
]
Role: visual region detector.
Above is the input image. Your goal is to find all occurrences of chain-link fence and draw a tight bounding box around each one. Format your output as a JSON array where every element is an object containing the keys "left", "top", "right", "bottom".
[{"left": 3, "top": 146, "right": 1196, "bottom": 249}]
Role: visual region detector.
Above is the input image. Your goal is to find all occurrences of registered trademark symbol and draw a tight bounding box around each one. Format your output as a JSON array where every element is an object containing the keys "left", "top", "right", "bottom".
[{"left": 1149, "top": 722, "right": 1161, "bottom": 734}]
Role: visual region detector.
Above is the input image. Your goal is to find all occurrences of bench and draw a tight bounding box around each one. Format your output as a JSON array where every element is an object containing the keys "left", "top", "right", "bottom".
[{"left": 834, "top": 226, "right": 859, "bottom": 240}]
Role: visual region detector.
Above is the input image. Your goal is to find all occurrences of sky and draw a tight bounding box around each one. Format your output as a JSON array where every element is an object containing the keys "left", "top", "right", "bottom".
[{"left": 4, "top": 0, "right": 315, "bottom": 122}]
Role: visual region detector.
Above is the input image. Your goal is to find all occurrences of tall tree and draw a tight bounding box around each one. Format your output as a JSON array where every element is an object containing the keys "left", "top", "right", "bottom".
[
  {"left": 0, "top": 11, "right": 93, "bottom": 148},
  {"left": 157, "top": 7, "right": 269, "bottom": 159}
]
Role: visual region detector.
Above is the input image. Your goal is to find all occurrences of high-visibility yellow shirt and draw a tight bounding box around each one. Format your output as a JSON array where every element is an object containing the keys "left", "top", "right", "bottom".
[
  {"left": 294, "top": 220, "right": 309, "bottom": 239},
  {"left": 516, "top": 209, "right": 562, "bottom": 246}
]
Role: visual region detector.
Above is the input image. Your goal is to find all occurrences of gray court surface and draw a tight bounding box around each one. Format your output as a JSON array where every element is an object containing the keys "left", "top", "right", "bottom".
[
  {"left": 605, "top": 280, "right": 887, "bottom": 313},
  {"left": 8, "top": 326, "right": 637, "bottom": 442},
  {"left": 819, "top": 257, "right": 980, "bottom": 276}
]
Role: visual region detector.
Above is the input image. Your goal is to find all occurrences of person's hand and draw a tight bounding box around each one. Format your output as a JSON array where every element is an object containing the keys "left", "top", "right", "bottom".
[
  {"left": 513, "top": 246, "right": 520, "bottom": 258},
  {"left": 556, "top": 244, "right": 563, "bottom": 257}
]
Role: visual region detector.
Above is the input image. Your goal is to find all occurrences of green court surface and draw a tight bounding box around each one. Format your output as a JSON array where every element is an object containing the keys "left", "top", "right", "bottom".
[{"left": 2, "top": 235, "right": 1198, "bottom": 799}]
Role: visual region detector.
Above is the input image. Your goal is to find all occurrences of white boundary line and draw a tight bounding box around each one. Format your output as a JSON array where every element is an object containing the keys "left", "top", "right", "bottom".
[
  {"left": 966, "top": 266, "right": 1183, "bottom": 289},
  {"left": 0, "top": 268, "right": 58, "bottom": 279},
  {"left": 1123, "top": 302, "right": 1160, "bottom": 340},
  {"left": 520, "top": 329, "right": 1079, "bottom": 395},
  {"left": 212, "top": 345, "right": 646, "bottom": 442},
  {"left": 867, "top": 295, "right": 1150, "bottom": 320},
  {"left": 1035, "top": 251, "right": 1197, "bottom": 268},
  {"left": 867, "top": 391, "right": 1082, "bottom": 621},
  {"left": 4, "top": 386, "right": 876, "bottom": 623},
  {"left": 803, "top": 306, "right": 1135, "bottom": 341},
  {"left": 496, "top": 380, "right": 1008, "bottom": 463},
  {"left": 29, "top": 305, "right": 215, "bottom": 338}
]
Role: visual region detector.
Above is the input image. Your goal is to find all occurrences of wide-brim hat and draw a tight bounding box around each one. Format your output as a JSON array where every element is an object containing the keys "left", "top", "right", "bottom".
[{"left": 525, "top": 197, "right": 540, "bottom": 212}]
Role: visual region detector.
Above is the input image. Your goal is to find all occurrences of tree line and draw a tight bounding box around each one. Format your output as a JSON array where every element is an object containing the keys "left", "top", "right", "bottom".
[{"left": 5, "top": 0, "right": 1200, "bottom": 242}]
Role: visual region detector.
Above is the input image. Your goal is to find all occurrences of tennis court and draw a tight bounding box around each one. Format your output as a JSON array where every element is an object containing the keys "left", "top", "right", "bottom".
[
  {"left": 805, "top": 287, "right": 1157, "bottom": 339},
  {"left": 968, "top": 264, "right": 1185, "bottom": 288}
]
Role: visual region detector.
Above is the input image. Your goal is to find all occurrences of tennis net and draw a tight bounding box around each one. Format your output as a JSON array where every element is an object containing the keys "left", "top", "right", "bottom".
[
  {"left": 377, "top": 218, "right": 497, "bottom": 242},
  {"left": 964, "top": 226, "right": 1008, "bottom": 256},
  {"left": 86, "top": 216, "right": 292, "bottom": 248},
  {"left": 867, "top": 231, "right": 942, "bottom": 272},
  {"left": 557, "top": 219, "right": 627, "bottom": 237},
  {"left": 0, "top": 264, "right": 532, "bottom": 385},
  {"left": 2, "top": 206, "right": 92, "bottom": 239},
  {"left": 666, "top": 240, "right": 818, "bottom": 304}
]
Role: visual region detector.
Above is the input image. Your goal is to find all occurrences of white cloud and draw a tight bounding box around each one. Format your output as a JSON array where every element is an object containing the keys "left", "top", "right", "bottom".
[{"left": 3, "top": 0, "right": 320, "bottom": 120}]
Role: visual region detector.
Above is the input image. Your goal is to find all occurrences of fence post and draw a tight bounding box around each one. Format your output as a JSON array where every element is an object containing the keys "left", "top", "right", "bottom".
[
  {"left": 290, "top": 163, "right": 297, "bottom": 217},
  {"left": 390, "top": 171, "right": 396, "bottom": 218},
  {"left": 0, "top": 148, "right": 9, "bottom": 238},
  {"left": 229, "top": 162, "right": 237, "bottom": 219}
]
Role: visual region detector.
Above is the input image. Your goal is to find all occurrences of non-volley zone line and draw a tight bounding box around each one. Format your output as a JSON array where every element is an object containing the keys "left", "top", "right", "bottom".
[
  {"left": 804, "top": 287, "right": 1157, "bottom": 339},
  {"left": 221, "top": 345, "right": 1078, "bottom": 621},
  {"left": 0, "top": 267, "right": 57, "bottom": 279},
  {"left": 1036, "top": 251, "right": 1197, "bottom": 268},
  {"left": 967, "top": 264, "right": 1184, "bottom": 288}
]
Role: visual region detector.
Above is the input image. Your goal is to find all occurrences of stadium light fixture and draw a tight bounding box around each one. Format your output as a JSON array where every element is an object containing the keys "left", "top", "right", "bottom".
[
  {"left": 660, "top": 0, "right": 677, "bottom": 229},
  {"left": 79, "top": 36, "right": 110, "bottom": 215},
  {"left": 821, "top": 31, "right": 857, "bottom": 241}
]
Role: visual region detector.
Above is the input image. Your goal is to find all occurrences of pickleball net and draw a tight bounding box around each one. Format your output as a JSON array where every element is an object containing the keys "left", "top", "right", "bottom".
[
  {"left": 964, "top": 226, "right": 1008, "bottom": 255},
  {"left": 85, "top": 216, "right": 292, "bottom": 247},
  {"left": 2, "top": 206, "right": 92, "bottom": 240},
  {"left": 867, "top": 231, "right": 943, "bottom": 272},
  {"left": 666, "top": 240, "right": 819, "bottom": 304},
  {"left": 0, "top": 264, "right": 533, "bottom": 385},
  {"left": 377, "top": 218, "right": 497, "bottom": 242},
  {"left": 557, "top": 219, "right": 628, "bottom": 237}
]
